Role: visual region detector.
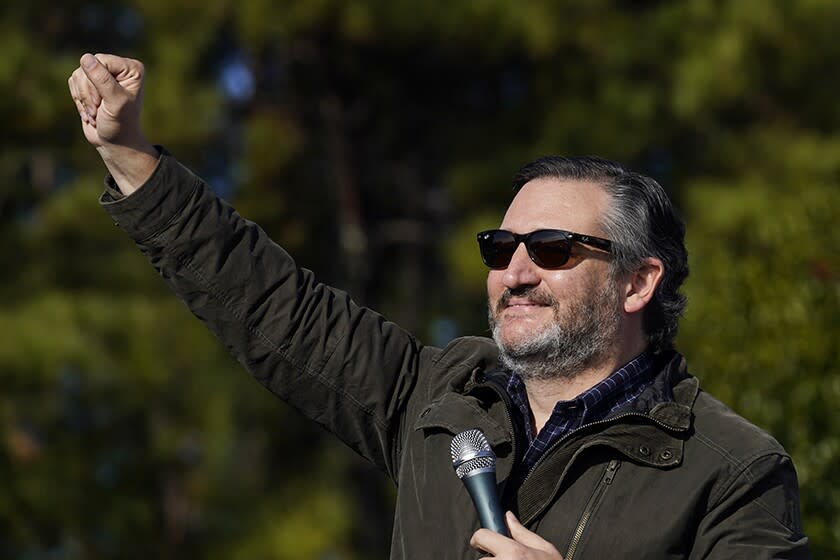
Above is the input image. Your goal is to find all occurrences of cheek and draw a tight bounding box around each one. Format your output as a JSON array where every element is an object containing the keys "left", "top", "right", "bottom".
[
  {"left": 541, "top": 271, "right": 576, "bottom": 296},
  {"left": 486, "top": 270, "right": 505, "bottom": 301}
]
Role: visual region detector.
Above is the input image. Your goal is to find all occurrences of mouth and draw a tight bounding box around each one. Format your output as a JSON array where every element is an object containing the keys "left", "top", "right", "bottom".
[
  {"left": 496, "top": 296, "right": 554, "bottom": 321},
  {"left": 503, "top": 299, "right": 546, "bottom": 310},
  {"left": 497, "top": 287, "right": 556, "bottom": 314}
]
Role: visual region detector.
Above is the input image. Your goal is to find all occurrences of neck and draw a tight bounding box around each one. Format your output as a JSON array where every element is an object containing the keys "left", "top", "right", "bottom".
[{"left": 524, "top": 335, "right": 648, "bottom": 434}]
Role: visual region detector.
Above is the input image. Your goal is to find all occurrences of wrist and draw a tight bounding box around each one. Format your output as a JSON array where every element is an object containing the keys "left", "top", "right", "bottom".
[{"left": 97, "top": 141, "right": 159, "bottom": 196}]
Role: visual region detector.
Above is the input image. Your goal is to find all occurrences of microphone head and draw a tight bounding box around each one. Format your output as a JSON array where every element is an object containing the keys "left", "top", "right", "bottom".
[{"left": 451, "top": 429, "right": 497, "bottom": 480}]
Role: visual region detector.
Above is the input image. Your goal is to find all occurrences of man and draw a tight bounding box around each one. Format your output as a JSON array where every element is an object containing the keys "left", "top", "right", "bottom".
[{"left": 68, "top": 53, "right": 809, "bottom": 559}]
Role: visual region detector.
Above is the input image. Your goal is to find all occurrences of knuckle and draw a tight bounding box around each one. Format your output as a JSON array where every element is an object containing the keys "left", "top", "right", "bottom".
[{"left": 131, "top": 60, "right": 145, "bottom": 76}]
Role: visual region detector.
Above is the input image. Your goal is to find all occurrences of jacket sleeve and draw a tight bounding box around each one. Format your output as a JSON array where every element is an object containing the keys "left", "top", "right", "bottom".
[
  {"left": 99, "top": 150, "right": 438, "bottom": 480},
  {"left": 691, "top": 452, "right": 810, "bottom": 559}
]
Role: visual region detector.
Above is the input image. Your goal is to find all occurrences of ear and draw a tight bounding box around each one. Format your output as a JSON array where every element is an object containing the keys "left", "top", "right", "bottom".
[{"left": 623, "top": 257, "right": 664, "bottom": 314}]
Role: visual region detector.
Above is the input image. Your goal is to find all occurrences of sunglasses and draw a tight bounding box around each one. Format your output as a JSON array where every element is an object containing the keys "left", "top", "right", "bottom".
[{"left": 477, "top": 229, "right": 612, "bottom": 269}]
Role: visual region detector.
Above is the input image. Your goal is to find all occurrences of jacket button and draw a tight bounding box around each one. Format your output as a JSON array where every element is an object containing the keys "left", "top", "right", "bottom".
[
  {"left": 638, "top": 445, "right": 651, "bottom": 456},
  {"left": 659, "top": 449, "right": 673, "bottom": 460}
]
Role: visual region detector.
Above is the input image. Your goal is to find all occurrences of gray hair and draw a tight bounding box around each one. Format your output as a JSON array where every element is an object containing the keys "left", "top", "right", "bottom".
[{"left": 511, "top": 156, "right": 689, "bottom": 353}]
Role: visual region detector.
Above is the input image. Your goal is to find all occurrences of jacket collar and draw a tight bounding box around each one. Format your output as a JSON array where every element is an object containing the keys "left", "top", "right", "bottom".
[
  {"left": 415, "top": 350, "right": 700, "bottom": 475},
  {"left": 469, "top": 350, "right": 698, "bottom": 465}
]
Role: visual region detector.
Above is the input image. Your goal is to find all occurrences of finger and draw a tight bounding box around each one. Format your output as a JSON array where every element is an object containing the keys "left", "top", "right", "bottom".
[
  {"left": 93, "top": 53, "right": 145, "bottom": 93},
  {"left": 93, "top": 53, "right": 143, "bottom": 76},
  {"left": 72, "top": 68, "right": 102, "bottom": 121},
  {"left": 78, "top": 78, "right": 102, "bottom": 125},
  {"left": 68, "top": 71, "right": 96, "bottom": 125},
  {"left": 506, "top": 511, "right": 554, "bottom": 550},
  {"left": 470, "top": 528, "right": 513, "bottom": 556},
  {"left": 80, "top": 72, "right": 102, "bottom": 113},
  {"left": 68, "top": 75, "right": 87, "bottom": 124},
  {"left": 79, "top": 53, "right": 124, "bottom": 102}
]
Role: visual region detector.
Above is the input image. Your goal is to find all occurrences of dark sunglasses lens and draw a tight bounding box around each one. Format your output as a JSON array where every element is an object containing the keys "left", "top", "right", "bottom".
[
  {"left": 479, "top": 231, "right": 516, "bottom": 268},
  {"left": 528, "top": 230, "right": 572, "bottom": 268}
]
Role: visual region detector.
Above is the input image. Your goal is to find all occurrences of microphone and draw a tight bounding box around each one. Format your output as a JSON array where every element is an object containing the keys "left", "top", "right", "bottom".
[{"left": 450, "top": 428, "right": 510, "bottom": 537}]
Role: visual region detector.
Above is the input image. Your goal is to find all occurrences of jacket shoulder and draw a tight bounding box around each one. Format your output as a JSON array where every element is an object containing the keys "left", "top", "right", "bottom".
[
  {"left": 687, "top": 389, "right": 807, "bottom": 548},
  {"left": 691, "top": 389, "right": 789, "bottom": 465},
  {"left": 433, "top": 335, "right": 499, "bottom": 368}
]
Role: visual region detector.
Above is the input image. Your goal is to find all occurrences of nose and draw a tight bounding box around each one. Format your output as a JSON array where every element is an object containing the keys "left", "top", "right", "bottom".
[{"left": 502, "top": 242, "right": 541, "bottom": 289}]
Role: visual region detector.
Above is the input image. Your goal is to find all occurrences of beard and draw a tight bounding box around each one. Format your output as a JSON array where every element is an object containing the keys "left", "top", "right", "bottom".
[{"left": 489, "top": 277, "right": 621, "bottom": 382}]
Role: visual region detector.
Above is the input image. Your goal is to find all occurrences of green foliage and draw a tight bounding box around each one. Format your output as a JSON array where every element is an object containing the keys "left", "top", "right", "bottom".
[{"left": 3, "top": 0, "right": 839, "bottom": 557}]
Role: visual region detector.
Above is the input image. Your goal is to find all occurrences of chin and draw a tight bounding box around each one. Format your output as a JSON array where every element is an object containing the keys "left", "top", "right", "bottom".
[{"left": 496, "top": 323, "right": 542, "bottom": 349}]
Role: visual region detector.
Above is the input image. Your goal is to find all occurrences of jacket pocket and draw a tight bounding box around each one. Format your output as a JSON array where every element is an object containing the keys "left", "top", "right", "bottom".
[
  {"left": 565, "top": 459, "right": 621, "bottom": 560},
  {"left": 413, "top": 391, "right": 509, "bottom": 446}
]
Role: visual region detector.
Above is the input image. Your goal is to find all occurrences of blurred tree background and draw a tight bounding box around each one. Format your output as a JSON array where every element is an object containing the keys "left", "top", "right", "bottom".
[{"left": 1, "top": 0, "right": 838, "bottom": 557}]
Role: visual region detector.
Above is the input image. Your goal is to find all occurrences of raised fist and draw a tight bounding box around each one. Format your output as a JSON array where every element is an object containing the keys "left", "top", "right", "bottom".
[
  {"left": 68, "top": 53, "right": 147, "bottom": 150},
  {"left": 68, "top": 53, "right": 157, "bottom": 194}
]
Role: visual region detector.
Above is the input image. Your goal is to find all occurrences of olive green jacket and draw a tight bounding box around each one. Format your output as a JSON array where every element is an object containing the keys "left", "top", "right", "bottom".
[{"left": 101, "top": 151, "right": 809, "bottom": 559}]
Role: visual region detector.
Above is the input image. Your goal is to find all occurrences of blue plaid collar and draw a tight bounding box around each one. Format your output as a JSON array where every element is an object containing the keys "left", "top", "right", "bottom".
[{"left": 505, "top": 351, "right": 655, "bottom": 471}]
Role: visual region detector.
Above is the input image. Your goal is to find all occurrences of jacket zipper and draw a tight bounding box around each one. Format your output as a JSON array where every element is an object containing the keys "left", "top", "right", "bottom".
[{"left": 564, "top": 459, "right": 621, "bottom": 560}]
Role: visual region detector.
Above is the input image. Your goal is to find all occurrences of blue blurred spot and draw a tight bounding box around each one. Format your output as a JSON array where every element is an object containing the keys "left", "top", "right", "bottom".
[{"left": 219, "top": 56, "right": 255, "bottom": 103}]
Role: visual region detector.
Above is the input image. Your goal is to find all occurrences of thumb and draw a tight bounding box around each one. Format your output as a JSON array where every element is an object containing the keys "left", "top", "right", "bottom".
[
  {"left": 506, "top": 511, "right": 551, "bottom": 549},
  {"left": 80, "top": 53, "right": 123, "bottom": 101}
]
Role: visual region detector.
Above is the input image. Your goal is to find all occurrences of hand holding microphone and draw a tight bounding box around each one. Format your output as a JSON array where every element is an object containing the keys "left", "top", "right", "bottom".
[{"left": 452, "top": 429, "right": 564, "bottom": 559}]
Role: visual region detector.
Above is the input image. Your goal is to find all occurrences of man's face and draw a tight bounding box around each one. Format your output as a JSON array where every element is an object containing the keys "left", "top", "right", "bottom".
[{"left": 486, "top": 177, "right": 621, "bottom": 379}]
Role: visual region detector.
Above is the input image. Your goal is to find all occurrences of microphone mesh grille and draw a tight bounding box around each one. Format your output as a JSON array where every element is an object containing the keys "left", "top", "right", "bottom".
[
  {"left": 450, "top": 429, "right": 490, "bottom": 463},
  {"left": 455, "top": 455, "right": 495, "bottom": 479},
  {"left": 450, "top": 429, "right": 496, "bottom": 479}
]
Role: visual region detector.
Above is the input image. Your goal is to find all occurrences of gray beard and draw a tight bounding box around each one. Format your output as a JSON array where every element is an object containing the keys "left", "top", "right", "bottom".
[{"left": 489, "top": 280, "right": 620, "bottom": 382}]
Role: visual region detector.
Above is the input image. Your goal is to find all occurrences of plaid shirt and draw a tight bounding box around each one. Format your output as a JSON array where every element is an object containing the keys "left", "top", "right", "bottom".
[{"left": 506, "top": 351, "right": 654, "bottom": 480}]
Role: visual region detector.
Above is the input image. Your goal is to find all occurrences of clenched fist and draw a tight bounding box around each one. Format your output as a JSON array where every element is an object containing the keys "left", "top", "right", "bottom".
[{"left": 68, "top": 53, "right": 158, "bottom": 195}]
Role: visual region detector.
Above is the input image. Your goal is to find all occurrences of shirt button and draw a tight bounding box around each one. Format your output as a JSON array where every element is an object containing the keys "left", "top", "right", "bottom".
[{"left": 638, "top": 445, "right": 651, "bottom": 456}]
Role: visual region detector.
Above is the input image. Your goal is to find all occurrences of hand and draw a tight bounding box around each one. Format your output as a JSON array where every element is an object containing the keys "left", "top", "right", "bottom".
[
  {"left": 470, "top": 512, "right": 564, "bottom": 559},
  {"left": 68, "top": 53, "right": 149, "bottom": 149},
  {"left": 68, "top": 53, "right": 158, "bottom": 194}
]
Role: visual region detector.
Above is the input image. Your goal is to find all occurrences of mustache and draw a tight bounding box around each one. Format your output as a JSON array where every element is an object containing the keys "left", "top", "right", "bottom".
[{"left": 496, "top": 286, "right": 558, "bottom": 311}]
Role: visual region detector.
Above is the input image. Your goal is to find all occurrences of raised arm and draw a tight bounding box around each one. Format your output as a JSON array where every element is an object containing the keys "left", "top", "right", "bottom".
[{"left": 67, "top": 54, "right": 438, "bottom": 479}]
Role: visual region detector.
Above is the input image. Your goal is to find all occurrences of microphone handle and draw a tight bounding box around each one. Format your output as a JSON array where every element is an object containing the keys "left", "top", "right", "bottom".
[{"left": 462, "top": 470, "right": 510, "bottom": 537}]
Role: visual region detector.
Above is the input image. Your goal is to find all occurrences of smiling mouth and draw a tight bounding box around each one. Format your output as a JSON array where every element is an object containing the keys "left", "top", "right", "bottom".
[
  {"left": 498, "top": 299, "right": 553, "bottom": 321},
  {"left": 496, "top": 287, "right": 556, "bottom": 314},
  {"left": 505, "top": 301, "right": 545, "bottom": 309}
]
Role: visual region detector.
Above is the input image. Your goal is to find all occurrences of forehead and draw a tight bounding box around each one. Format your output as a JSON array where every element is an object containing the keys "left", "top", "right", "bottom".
[{"left": 501, "top": 177, "right": 610, "bottom": 234}]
